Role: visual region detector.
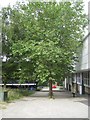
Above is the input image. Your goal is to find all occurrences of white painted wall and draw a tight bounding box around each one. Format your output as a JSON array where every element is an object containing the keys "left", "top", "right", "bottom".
[
  {"left": 88, "top": 1, "right": 90, "bottom": 69},
  {"left": 75, "top": 1, "right": 90, "bottom": 71},
  {"left": 81, "top": 39, "right": 88, "bottom": 70},
  {"left": 76, "top": 34, "right": 90, "bottom": 71},
  {"left": 75, "top": 37, "right": 88, "bottom": 71}
]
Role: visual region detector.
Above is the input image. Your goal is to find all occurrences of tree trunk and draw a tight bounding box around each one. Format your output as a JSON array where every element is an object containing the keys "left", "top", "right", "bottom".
[{"left": 49, "top": 79, "right": 53, "bottom": 98}]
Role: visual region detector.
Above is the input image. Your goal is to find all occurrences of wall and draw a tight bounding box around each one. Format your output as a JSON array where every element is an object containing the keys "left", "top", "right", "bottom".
[
  {"left": 75, "top": 1, "right": 90, "bottom": 71},
  {"left": 85, "top": 86, "right": 90, "bottom": 94},
  {"left": 88, "top": 1, "right": 90, "bottom": 69}
]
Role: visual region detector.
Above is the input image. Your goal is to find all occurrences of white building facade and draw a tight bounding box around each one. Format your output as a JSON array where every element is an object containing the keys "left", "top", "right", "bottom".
[{"left": 65, "top": 1, "right": 90, "bottom": 95}]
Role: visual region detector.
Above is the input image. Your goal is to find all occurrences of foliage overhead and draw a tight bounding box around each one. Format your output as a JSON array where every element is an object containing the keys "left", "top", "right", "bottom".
[{"left": 1, "top": 1, "right": 87, "bottom": 84}]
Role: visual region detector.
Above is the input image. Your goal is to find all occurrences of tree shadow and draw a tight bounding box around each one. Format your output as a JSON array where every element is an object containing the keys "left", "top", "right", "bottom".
[{"left": 74, "top": 99, "right": 88, "bottom": 106}]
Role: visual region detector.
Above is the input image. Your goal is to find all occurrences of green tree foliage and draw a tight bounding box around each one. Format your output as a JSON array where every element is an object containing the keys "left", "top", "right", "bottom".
[
  {"left": 1, "top": 1, "right": 87, "bottom": 97},
  {"left": 1, "top": 7, "right": 18, "bottom": 87}
]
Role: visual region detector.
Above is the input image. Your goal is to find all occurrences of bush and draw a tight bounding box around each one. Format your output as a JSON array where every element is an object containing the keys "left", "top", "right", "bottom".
[{"left": 7, "top": 88, "right": 34, "bottom": 101}]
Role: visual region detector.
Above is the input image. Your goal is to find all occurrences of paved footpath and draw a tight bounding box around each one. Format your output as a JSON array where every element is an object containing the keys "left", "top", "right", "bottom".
[{"left": 0, "top": 90, "right": 88, "bottom": 118}]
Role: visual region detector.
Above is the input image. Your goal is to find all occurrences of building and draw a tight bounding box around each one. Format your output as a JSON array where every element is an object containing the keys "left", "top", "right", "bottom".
[{"left": 65, "top": 1, "right": 90, "bottom": 95}]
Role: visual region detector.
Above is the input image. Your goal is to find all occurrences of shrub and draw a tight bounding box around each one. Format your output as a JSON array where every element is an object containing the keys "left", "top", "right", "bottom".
[{"left": 7, "top": 88, "right": 34, "bottom": 101}]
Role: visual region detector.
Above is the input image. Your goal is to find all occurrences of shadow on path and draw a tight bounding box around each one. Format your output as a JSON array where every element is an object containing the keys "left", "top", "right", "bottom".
[{"left": 30, "top": 89, "right": 88, "bottom": 99}]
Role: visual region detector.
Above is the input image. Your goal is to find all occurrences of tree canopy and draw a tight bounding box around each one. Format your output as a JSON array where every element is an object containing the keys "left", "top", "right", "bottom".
[{"left": 1, "top": 1, "right": 87, "bottom": 87}]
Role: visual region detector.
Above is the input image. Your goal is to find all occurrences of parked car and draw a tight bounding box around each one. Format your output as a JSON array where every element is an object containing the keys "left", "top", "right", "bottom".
[{"left": 52, "top": 85, "right": 57, "bottom": 88}]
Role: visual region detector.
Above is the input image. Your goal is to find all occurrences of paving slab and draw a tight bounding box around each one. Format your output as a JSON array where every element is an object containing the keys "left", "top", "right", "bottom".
[{"left": 0, "top": 91, "right": 88, "bottom": 118}]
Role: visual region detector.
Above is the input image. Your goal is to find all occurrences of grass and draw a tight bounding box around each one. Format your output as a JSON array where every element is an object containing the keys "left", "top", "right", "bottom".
[
  {"left": 0, "top": 88, "right": 35, "bottom": 109},
  {"left": 0, "top": 101, "right": 8, "bottom": 109},
  {"left": 0, "top": 88, "right": 35, "bottom": 103},
  {"left": 8, "top": 88, "right": 35, "bottom": 101}
]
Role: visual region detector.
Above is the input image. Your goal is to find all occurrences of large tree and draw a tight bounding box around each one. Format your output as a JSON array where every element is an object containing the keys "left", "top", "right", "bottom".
[{"left": 1, "top": 1, "right": 87, "bottom": 97}]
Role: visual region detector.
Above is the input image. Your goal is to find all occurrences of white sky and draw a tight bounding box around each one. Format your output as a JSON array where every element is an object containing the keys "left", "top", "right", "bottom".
[{"left": 0, "top": 0, "right": 90, "bottom": 14}]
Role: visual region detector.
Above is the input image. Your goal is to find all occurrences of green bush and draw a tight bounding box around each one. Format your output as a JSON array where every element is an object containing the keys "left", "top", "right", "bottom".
[{"left": 7, "top": 89, "right": 34, "bottom": 101}]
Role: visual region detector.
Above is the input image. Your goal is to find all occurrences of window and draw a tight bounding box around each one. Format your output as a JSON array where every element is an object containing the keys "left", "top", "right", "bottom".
[
  {"left": 89, "top": 71, "right": 90, "bottom": 86},
  {"left": 83, "top": 72, "right": 88, "bottom": 85}
]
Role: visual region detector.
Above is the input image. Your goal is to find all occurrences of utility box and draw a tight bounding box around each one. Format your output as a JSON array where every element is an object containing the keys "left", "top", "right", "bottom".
[{"left": 0, "top": 91, "right": 8, "bottom": 101}]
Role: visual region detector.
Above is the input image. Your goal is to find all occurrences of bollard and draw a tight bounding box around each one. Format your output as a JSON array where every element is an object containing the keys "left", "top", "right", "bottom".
[
  {"left": 0, "top": 91, "right": 8, "bottom": 101},
  {"left": 4, "top": 91, "right": 8, "bottom": 101},
  {"left": 72, "top": 93, "right": 75, "bottom": 97}
]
